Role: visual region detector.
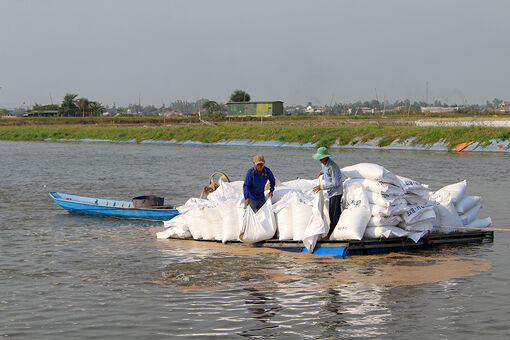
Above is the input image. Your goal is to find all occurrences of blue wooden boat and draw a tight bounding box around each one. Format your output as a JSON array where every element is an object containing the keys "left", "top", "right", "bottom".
[{"left": 49, "top": 192, "right": 179, "bottom": 221}]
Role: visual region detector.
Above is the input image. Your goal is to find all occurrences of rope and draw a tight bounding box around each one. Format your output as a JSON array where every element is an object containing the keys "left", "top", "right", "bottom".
[{"left": 437, "top": 225, "right": 510, "bottom": 232}]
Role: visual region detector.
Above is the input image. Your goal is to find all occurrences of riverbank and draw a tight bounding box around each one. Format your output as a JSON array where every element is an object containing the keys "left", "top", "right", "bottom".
[{"left": 1, "top": 123, "right": 509, "bottom": 152}]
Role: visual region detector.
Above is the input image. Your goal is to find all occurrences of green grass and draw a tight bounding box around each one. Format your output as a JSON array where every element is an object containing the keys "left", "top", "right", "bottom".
[{"left": 1, "top": 124, "right": 509, "bottom": 149}]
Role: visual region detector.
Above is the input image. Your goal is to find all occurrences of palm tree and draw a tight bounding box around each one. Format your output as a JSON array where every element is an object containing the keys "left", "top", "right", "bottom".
[
  {"left": 60, "top": 93, "right": 78, "bottom": 116},
  {"left": 75, "top": 98, "right": 89, "bottom": 117}
]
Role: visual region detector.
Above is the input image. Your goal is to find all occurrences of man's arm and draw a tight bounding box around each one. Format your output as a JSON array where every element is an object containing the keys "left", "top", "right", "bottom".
[
  {"left": 268, "top": 168, "right": 276, "bottom": 193},
  {"left": 243, "top": 170, "right": 252, "bottom": 204}
]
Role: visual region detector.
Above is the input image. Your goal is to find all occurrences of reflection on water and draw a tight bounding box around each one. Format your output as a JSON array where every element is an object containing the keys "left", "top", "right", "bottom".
[
  {"left": 155, "top": 239, "right": 492, "bottom": 289},
  {"left": 317, "top": 285, "right": 392, "bottom": 338}
]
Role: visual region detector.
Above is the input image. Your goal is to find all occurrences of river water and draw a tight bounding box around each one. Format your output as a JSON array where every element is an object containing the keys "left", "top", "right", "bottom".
[{"left": 1, "top": 141, "right": 509, "bottom": 339}]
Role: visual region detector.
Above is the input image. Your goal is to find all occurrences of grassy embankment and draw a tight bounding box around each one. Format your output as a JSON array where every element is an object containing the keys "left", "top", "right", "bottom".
[
  {"left": 1, "top": 120, "right": 510, "bottom": 148},
  {"left": 1, "top": 111, "right": 508, "bottom": 126}
]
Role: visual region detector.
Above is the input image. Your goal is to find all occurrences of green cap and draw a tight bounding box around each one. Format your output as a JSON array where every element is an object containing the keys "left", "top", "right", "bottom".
[{"left": 312, "top": 146, "right": 331, "bottom": 160}]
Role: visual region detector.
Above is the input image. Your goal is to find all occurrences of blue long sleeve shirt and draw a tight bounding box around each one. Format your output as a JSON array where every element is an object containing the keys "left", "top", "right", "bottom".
[
  {"left": 243, "top": 166, "right": 275, "bottom": 201},
  {"left": 320, "top": 158, "right": 343, "bottom": 198}
]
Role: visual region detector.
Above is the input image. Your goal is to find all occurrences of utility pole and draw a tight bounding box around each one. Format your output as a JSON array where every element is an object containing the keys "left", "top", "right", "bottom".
[
  {"left": 138, "top": 92, "right": 141, "bottom": 114},
  {"left": 426, "top": 81, "right": 429, "bottom": 106}
]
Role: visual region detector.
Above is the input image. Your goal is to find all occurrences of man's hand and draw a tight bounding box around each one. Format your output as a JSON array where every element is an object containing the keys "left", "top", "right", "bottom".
[
  {"left": 312, "top": 185, "right": 321, "bottom": 193},
  {"left": 317, "top": 171, "right": 323, "bottom": 178},
  {"left": 245, "top": 198, "right": 250, "bottom": 206},
  {"left": 268, "top": 191, "right": 273, "bottom": 199}
]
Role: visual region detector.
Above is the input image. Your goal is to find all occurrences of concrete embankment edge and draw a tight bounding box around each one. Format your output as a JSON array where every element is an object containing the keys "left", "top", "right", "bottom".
[{"left": 43, "top": 137, "right": 510, "bottom": 153}]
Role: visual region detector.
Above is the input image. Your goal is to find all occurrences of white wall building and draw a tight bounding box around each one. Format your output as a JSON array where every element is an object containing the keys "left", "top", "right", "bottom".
[{"left": 497, "top": 102, "right": 510, "bottom": 112}]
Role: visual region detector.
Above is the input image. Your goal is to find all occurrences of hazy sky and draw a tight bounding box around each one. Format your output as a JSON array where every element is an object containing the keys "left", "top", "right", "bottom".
[{"left": 1, "top": 0, "right": 509, "bottom": 108}]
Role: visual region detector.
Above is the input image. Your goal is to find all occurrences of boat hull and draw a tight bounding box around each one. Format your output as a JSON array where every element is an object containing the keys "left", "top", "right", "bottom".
[{"left": 50, "top": 192, "right": 179, "bottom": 221}]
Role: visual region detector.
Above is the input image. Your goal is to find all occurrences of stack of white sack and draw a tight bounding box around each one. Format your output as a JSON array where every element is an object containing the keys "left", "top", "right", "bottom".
[
  {"left": 156, "top": 178, "right": 329, "bottom": 253},
  {"left": 396, "top": 175, "right": 436, "bottom": 233},
  {"left": 338, "top": 163, "right": 427, "bottom": 242},
  {"left": 429, "top": 180, "right": 492, "bottom": 233},
  {"left": 157, "top": 163, "right": 493, "bottom": 246}
]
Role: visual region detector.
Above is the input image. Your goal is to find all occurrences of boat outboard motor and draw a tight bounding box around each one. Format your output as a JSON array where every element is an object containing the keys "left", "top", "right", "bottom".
[{"left": 132, "top": 195, "right": 164, "bottom": 208}]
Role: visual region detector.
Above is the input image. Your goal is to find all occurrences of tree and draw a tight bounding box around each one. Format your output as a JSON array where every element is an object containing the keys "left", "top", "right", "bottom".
[
  {"left": 60, "top": 93, "right": 78, "bottom": 116},
  {"left": 75, "top": 98, "right": 89, "bottom": 117},
  {"left": 88, "top": 101, "right": 104, "bottom": 116},
  {"left": 492, "top": 98, "right": 502, "bottom": 108},
  {"left": 32, "top": 103, "right": 59, "bottom": 111},
  {"left": 202, "top": 100, "right": 221, "bottom": 115},
  {"left": 229, "top": 90, "right": 250, "bottom": 102}
]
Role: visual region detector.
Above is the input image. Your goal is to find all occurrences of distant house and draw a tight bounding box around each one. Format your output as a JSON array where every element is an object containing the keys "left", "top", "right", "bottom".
[
  {"left": 497, "top": 102, "right": 510, "bottom": 112},
  {"left": 226, "top": 101, "right": 284, "bottom": 116},
  {"left": 360, "top": 107, "right": 374, "bottom": 114},
  {"left": 421, "top": 106, "right": 459, "bottom": 114},
  {"left": 305, "top": 105, "right": 325, "bottom": 114}
]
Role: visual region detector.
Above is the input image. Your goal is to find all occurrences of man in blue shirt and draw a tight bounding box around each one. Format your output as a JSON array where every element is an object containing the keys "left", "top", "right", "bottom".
[
  {"left": 312, "top": 147, "right": 343, "bottom": 238},
  {"left": 243, "top": 155, "right": 275, "bottom": 212}
]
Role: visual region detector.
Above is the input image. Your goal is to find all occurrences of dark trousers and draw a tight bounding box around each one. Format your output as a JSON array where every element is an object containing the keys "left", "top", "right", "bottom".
[
  {"left": 327, "top": 194, "right": 343, "bottom": 237},
  {"left": 249, "top": 199, "right": 266, "bottom": 213}
]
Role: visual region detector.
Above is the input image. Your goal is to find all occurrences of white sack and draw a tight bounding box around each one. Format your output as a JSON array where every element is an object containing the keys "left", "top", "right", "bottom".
[
  {"left": 239, "top": 199, "right": 277, "bottom": 243},
  {"left": 455, "top": 196, "right": 482, "bottom": 215},
  {"left": 292, "top": 200, "right": 313, "bottom": 241},
  {"left": 202, "top": 207, "right": 223, "bottom": 241},
  {"left": 341, "top": 162, "right": 400, "bottom": 186},
  {"left": 270, "top": 187, "right": 306, "bottom": 204},
  {"left": 207, "top": 181, "right": 244, "bottom": 202},
  {"left": 344, "top": 178, "right": 404, "bottom": 195},
  {"left": 218, "top": 201, "right": 245, "bottom": 243},
  {"left": 157, "top": 214, "right": 192, "bottom": 239},
  {"left": 363, "top": 191, "right": 407, "bottom": 208},
  {"left": 413, "top": 189, "right": 433, "bottom": 200},
  {"left": 401, "top": 220, "right": 434, "bottom": 232},
  {"left": 402, "top": 205, "right": 436, "bottom": 225},
  {"left": 370, "top": 203, "right": 408, "bottom": 217},
  {"left": 407, "top": 231, "right": 427, "bottom": 243},
  {"left": 431, "top": 180, "right": 467, "bottom": 204},
  {"left": 364, "top": 225, "right": 409, "bottom": 239},
  {"left": 323, "top": 195, "right": 330, "bottom": 226},
  {"left": 404, "top": 193, "right": 430, "bottom": 206},
  {"left": 367, "top": 215, "right": 402, "bottom": 227},
  {"left": 364, "top": 226, "right": 392, "bottom": 238},
  {"left": 331, "top": 183, "right": 371, "bottom": 240},
  {"left": 272, "top": 193, "right": 313, "bottom": 241},
  {"left": 465, "top": 217, "right": 492, "bottom": 229},
  {"left": 275, "top": 206, "right": 293, "bottom": 240},
  {"left": 363, "top": 226, "right": 426, "bottom": 243},
  {"left": 460, "top": 204, "right": 482, "bottom": 225},
  {"left": 302, "top": 190, "right": 328, "bottom": 253},
  {"left": 280, "top": 178, "right": 317, "bottom": 193},
  {"left": 184, "top": 207, "right": 212, "bottom": 240},
  {"left": 330, "top": 207, "right": 371, "bottom": 240},
  {"left": 177, "top": 197, "right": 214, "bottom": 214},
  {"left": 432, "top": 196, "right": 464, "bottom": 228},
  {"left": 396, "top": 175, "right": 430, "bottom": 192}
]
